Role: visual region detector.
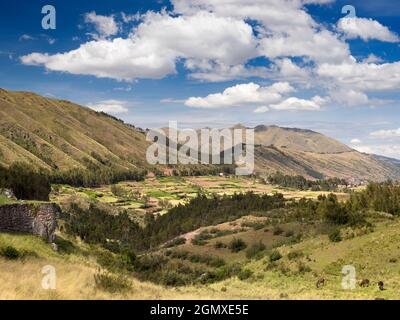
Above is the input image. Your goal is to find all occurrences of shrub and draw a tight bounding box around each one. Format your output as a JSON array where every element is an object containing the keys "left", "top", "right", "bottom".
[
  {"left": 162, "top": 271, "right": 188, "bottom": 287},
  {"left": 245, "top": 242, "right": 266, "bottom": 259},
  {"left": 214, "top": 241, "right": 227, "bottom": 249},
  {"left": 238, "top": 269, "right": 253, "bottom": 281},
  {"left": 273, "top": 226, "right": 284, "bottom": 235},
  {"left": 94, "top": 271, "right": 131, "bottom": 293},
  {"left": 284, "top": 230, "right": 294, "bottom": 237},
  {"left": 297, "top": 261, "right": 311, "bottom": 274},
  {"left": 110, "top": 184, "right": 126, "bottom": 197},
  {"left": 165, "top": 237, "right": 186, "bottom": 248},
  {"left": 1, "top": 246, "right": 20, "bottom": 260},
  {"left": 229, "top": 238, "right": 247, "bottom": 253},
  {"left": 269, "top": 250, "right": 282, "bottom": 262},
  {"left": 328, "top": 228, "right": 342, "bottom": 242},
  {"left": 288, "top": 250, "right": 304, "bottom": 261},
  {"left": 241, "top": 221, "right": 265, "bottom": 230}
]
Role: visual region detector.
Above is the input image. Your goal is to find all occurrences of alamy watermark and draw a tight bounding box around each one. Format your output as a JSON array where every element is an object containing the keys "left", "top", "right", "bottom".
[
  {"left": 41, "top": 265, "right": 56, "bottom": 290},
  {"left": 42, "top": 5, "right": 56, "bottom": 30},
  {"left": 146, "top": 121, "right": 254, "bottom": 176}
]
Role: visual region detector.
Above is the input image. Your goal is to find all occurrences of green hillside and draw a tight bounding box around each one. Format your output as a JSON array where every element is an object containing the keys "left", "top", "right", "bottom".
[{"left": 0, "top": 89, "right": 149, "bottom": 171}]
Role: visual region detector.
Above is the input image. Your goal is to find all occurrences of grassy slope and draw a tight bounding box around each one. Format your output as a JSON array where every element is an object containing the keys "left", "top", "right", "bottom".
[
  {"left": 0, "top": 89, "right": 149, "bottom": 171},
  {"left": 1, "top": 217, "right": 400, "bottom": 299},
  {"left": 254, "top": 145, "right": 400, "bottom": 181}
]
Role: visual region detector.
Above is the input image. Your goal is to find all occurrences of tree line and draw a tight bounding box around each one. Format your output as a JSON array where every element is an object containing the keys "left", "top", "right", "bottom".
[
  {"left": 0, "top": 162, "right": 146, "bottom": 201},
  {"left": 267, "top": 171, "right": 348, "bottom": 191}
]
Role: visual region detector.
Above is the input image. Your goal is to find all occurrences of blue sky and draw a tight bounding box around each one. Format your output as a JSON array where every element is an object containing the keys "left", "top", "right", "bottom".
[{"left": 0, "top": 0, "right": 400, "bottom": 158}]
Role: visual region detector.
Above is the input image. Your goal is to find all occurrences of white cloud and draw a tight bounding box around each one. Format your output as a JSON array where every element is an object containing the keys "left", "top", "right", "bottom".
[
  {"left": 84, "top": 11, "right": 119, "bottom": 39},
  {"left": 338, "top": 17, "right": 399, "bottom": 42},
  {"left": 353, "top": 144, "right": 400, "bottom": 159},
  {"left": 259, "top": 29, "right": 350, "bottom": 64},
  {"left": 21, "top": 11, "right": 258, "bottom": 81},
  {"left": 160, "top": 98, "right": 186, "bottom": 104},
  {"left": 370, "top": 128, "right": 400, "bottom": 138},
  {"left": 185, "top": 82, "right": 294, "bottom": 108},
  {"left": 330, "top": 88, "right": 369, "bottom": 107},
  {"left": 87, "top": 100, "right": 129, "bottom": 114},
  {"left": 19, "top": 34, "right": 35, "bottom": 41},
  {"left": 317, "top": 61, "right": 400, "bottom": 92},
  {"left": 254, "top": 106, "right": 270, "bottom": 113},
  {"left": 269, "top": 96, "right": 324, "bottom": 111},
  {"left": 350, "top": 138, "right": 361, "bottom": 144},
  {"left": 362, "top": 54, "right": 383, "bottom": 64},
  {"left": 121, "top": 12, "right": 142, "bottom": 23},
  {"left": 19, "top": 0, "right": 350, "bottom": 82},
  {"left": 186, "top": 61, "right": 269, "bottom": 82},
  {"left": 270, "top": 58, "right": 311, "bottom": 83}
]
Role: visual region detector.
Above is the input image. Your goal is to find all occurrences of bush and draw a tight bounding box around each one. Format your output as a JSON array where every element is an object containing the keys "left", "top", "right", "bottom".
[
  {"left": 238, "top": 269, "right": 253, "bottom": 281},
  {"left": 269, "top": 250, "right": 282, "bottom": 262},
  {"left": 214, "top": 241, "right": 227, "bottom": 249},
  {"left": 273, "top": 226, "right": 284, "bottom": 235},
  {"left": 297, "top": 261, "right": 311, "bottom": 274},
  {"left": 94, "top": 270, "right": 131, "bottom": 293},
  {"left": 245, "top": 242, "right": 266, "bottom": 259},
  {"left": 328, "top": 228, "right": 342, "bottom": 242},
  {"left": 284, "top": 230, "right": 294, "bottom": 237},
  {"left": 229, "top": 238, "right": 247, "bottom": 253},
  {"left": 165, "top": 237, "right": 186, "bottom": 248},
  {"left": 162, "top": 271, "right": 188, "bottom": 287},
  {"left": 288, "top": 250, "right": 303, "bottom": 261},
  {"left": 1, "top": 246, "right": 20, "bottom": 260},
  {"left": 241, "top": 221, "right": 266, "bottom": 230}
]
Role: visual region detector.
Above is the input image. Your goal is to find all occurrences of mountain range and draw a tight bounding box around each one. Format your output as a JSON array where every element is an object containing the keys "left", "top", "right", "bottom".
[{"left": 0, "top": 88, "right": 399, "bottom": 182}]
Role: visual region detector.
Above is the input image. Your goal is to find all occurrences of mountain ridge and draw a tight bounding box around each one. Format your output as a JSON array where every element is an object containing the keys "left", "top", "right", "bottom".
[{"left": 0, "top": 88, "right": 399, "bottom": 181}]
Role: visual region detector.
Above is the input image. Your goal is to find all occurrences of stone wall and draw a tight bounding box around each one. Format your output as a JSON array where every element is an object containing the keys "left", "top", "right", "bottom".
[{"left": 0, "top": 203, "right": 59, "bottom": 242}]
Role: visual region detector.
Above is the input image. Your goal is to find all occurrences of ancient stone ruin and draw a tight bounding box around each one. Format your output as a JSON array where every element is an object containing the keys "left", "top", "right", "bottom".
[{"left": 0, "top": 203, "right": 59, "bottom": 242}]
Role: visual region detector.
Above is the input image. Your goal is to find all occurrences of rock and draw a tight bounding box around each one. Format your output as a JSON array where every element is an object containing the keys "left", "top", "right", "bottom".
[
  {"left": 0, "top": 188, "right": 16, "bottom": 200},
  {"left": 51, "top": 243, "right": 58, "bottom": 252}
]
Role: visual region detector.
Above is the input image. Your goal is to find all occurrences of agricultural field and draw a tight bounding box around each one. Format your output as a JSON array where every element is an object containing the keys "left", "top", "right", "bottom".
[{"left": 51, "top": 176, "right": 351, "bottom": 224}]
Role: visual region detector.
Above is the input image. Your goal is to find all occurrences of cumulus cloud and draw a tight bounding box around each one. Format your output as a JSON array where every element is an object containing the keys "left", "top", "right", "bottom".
[
  {"left": 350, "top": 138, "right": 361, "bottom": 144},
  {"left": 362, "top": 54, "right": 383, "bottom": 64},
  {"left": 370, "top": 128, "right": 400, "bottom": 138},
  {"left": 317, "top": 61, "right": 400, "bottom": 92},
  {"left": 270, "top": 58, "right": 311, "bottom": 83},
  {"left": 269, "top": 96, "right": 324, "bottom": 111},
  {"left": 330, "top": 88, "right": 369, "bottom": 107},
  {"left": 19, "top": 0, "right": 349, "bottom": 82},
  {"left": 353, "top": 144, "right": 400, "bottom": 159},
  {"left": 87, "top": 100, "right": 129, "bottom": 114},
  {"left": 254, "top": 106, "right": 270, "bottom": 113},
  {"left": 84, "top": 12, "right": 119, "bottom": 39},
  {"left": 185, "top": 82, "right": 294, "bottom": 108},
  {"left": 337, "top": 17, "right": 399, "bottom": 42},
  {"left": 21, "top": 11, "right": 257, "bottom": 81}
]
